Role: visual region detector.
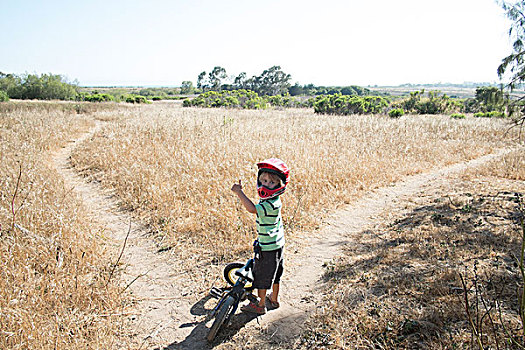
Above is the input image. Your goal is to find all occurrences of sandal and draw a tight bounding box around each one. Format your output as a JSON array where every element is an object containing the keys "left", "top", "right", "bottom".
[
  {"left": 241, "top": 301, "right": 266, "bottom": 315},
  {"left": 265, "top": 293, "right": 280, "bottom": 310}
]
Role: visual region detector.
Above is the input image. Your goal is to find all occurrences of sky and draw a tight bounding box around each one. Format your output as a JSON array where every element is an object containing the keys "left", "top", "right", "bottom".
[{"left": 0, "top": 0, "right": 513, "bottom": 87}]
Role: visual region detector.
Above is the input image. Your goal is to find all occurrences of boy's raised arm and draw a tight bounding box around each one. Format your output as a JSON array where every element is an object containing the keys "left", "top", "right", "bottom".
[{"left": 231, "top": 180, "right": 256, "bottom": 214}]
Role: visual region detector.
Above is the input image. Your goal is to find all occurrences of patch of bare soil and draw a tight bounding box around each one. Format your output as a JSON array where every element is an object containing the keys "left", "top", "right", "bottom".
[{"left": 52, "top": 121, "right": 520, "bottom": 349}]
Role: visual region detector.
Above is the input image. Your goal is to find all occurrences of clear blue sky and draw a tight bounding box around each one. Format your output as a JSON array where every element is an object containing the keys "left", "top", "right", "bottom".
[{"left": 0, "top": 0, "right": 512, "bottom": 87}]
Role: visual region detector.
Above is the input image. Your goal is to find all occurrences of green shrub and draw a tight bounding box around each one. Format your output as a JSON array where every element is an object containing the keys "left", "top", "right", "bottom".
[
  {"left": 151, "top": 96, "right": 162, "bottom": 101},
  {"left": 164, "top": 96, "right": 187, "bottom": 100},
  {"left": 388, "top": 108, "right": 404, "bottom": 118},
  {"left": 475, "top": 86, "right": 506, "bottom": 113},
  {"left": 486, "top": 111, "right": 506, "bottom": 118},
  {"left": 0, "top": 90, "right": 9, "bottom": 102},
  {"left": 450, "top": 113, "right": 465, "bottom": 119},
  {"left": 265, "top": 94, "right": 304, "bottom": 108},
  {"left": 0, "top": 73, "right": 78, "bottom": 100},
  {"left": 474, "top": 111, "right": 506, "bottom": 118},
  {"left": 398, "top": 90, "right": 457, "bottom": 115},
  {"left": 313, "top": 94, "right": 389, "bottom": 115},
  {"left": 183, "top": 90, "right": 267, "bottom": 109},
  {"left": 138, "top": 88, "right": 177, "bottom": 97},
  {"left": 125, "top": 94, "right": 150, "bottom": 104},
  {"left": 84, "top": 93, "right": 115, "bottom": 102}
]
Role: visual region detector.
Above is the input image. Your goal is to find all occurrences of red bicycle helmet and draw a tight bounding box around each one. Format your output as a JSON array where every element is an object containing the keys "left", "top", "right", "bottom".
[{"left": 257, "top": 158, "right": 289, "bottom": 199}]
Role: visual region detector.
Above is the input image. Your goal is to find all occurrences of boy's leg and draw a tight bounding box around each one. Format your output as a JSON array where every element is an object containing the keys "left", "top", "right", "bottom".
[
  {"left": 270, "top": 283, "right": 280, "bottom": 302},
  {"left": 269, "top": 250, "right": 283, "bottom": 303},
  {"left": 249, "top": 248, "right": 283, "bottom": 310},
  {"left": 257, "top": 289, "right": 267, "bottom": 307}
]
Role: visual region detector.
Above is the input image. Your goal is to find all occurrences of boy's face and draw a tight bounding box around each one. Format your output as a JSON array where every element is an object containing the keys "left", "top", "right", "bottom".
[{"left": 259, "top": 172, "right": 280, "bottom": 190}]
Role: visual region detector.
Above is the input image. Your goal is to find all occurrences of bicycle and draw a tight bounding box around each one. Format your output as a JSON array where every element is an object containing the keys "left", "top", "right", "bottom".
[{"left": 207, "top": 241, "right": 260, "bottom": 342}]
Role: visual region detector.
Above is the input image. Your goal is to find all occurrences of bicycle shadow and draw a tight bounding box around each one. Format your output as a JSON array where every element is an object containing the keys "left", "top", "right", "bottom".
[{"left": 157, "top": 293, "right": 258, "bottom": 349}]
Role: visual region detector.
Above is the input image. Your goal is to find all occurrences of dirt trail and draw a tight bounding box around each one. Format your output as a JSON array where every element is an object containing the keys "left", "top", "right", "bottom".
[
  {"left": 52, "top": 122, "right": 515, "bottom": 349},
  {"left": 53, "top": 122, "right": 199, "bottom": 349},
  {"left": 225, "top": 147, "right": 516, "bottom": 348}
]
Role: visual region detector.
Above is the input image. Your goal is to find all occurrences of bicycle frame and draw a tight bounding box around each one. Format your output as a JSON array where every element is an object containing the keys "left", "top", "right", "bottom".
[
  {"left": 207, "top": 241, "right": 261, "bottom": 341},
  {"left": 210, "top": 258, "right": 255, "bottom": 320}
]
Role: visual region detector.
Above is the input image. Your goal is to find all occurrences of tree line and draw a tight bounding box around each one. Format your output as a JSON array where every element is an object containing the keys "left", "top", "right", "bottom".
[
  {"left": 0, "top": 73, "right": 159, "bottom": 104},
  {"left": 194, "top": 65, "right": 376, "bottom": 97},
  {"left": 0, "top": 72, "right": 78, "bottom": 101},
  {"left": 0, "top": 68, "right": 375, "bottom": 103}
]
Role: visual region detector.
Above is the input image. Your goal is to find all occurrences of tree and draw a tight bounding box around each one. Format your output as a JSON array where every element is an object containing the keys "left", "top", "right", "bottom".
[
  {"left": 0, "top": 90, "right": 8, "bottom": 102},
  {"left": 288, "top": 83, "right": 304, "bottom": 96},
  {"left": 234, "top": 72, "right": 248, "bottom": 89},
  {"left": 498, "top": 0, "right": 525, "bottom": 90},
  {"left": 340, "top": 87, "right": 356, "bottom": 95},
  {"left": 0, "top": 72, "right": 21, "bottom": 97},
  {"left": 196, "top": 65, "right": 292, "bottom": 96},
  {"left": 475, "top": 86, "right": 506, "bottom": 112},
  {"left": 303, "top": 84, "right": 316, "bottom": 96},
  {"left": 208, "top": 66, "right": 227, "bottom": 91},
  {"left": 180, "top": 81, "right": 194, "bottom": 94},
  {"left": 497, "top": 0, "right": 525, "bottom": 128},
  {"left": 197, "top": 71, "right": 208, "bottom": 91},
  {"left": 256, "top": 66, "right": 291, "bottom": 96}
]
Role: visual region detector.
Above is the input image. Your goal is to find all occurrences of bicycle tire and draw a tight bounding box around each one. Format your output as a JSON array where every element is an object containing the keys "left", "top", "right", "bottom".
[
  {"left": 224, "top": 263, "right": 254, "bottom": 290},
  {"left": 207, "top": 295, "right": 235, "bottom": 342}
]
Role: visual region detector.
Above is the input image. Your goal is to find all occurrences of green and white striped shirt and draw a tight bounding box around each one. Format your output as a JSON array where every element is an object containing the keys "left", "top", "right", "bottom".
[{"left": 255, "top": 196, "right": 284, "bottom": 251}]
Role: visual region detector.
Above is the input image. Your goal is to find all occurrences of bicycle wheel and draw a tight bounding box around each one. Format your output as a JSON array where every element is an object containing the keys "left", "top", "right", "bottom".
[
  {"left": 207, "top": 295, "right": 235, "bottom": 342},
  {"left": 224, "top": 263, "right": 254, "bottom": 290}
]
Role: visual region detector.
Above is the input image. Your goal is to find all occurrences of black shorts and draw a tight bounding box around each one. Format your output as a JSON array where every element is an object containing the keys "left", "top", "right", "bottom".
[{"left": 252, "top": 248, "right": 284, "bottom": 290}]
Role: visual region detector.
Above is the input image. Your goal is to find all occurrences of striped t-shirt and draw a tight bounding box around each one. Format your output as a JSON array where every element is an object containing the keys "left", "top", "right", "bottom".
[{"left": 255, "top": 196, "right": 284, "bottom": 251}]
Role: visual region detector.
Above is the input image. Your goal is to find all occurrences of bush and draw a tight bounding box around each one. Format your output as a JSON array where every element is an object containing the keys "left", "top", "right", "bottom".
[
  {"left": 474, "top": 111, "right": 506, "bottom": 118},
  {"left": 183, "top": 90, "right": 267, "bottom": 109},
  {"left": 475, "top": 86, "right": 506, "bottom": 113},
  {"left": 450, "top": 113, "right": 465, "bottom": 119},
  {"left": 313, "top": 94, "right": 389, "bottom": 115},
  {"left": 487, "top": 111, "right": 506, "bottom": 118},
  {"left": 462, "top": 98, "right": 481, "bottom": 113},
  {"left": 138, "top": 88, "right": 178, "bottom": 97},
  {"left": 0, "top": 90, "right": 9, "bottom": 102},
  {"left": 83, "top": 93, "right": 115, "bottom": 102},
  {"left": 0, "top": 73, "right": 78, "bottom": 100},
  {"left": 125, "top": 94, "right": 150, "bottom": 104},
  {"left": 398, "top": 90, "right": 457, "bottom": 115},
  {"left": 388, "top": 108, "right": 404, "bottom": 118}
]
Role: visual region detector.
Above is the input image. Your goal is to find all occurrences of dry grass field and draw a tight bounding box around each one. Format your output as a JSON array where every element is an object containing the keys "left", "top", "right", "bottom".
[
  {"left": 1, "top": 100, "right": 523, "bottom": 349},
  {"left": 0, "top": 102, "right": 130, "bottom": 349},
  {"left": 294, "top": 151, "right": 525, "bottom": 349},
  {"left": 71, "top": 104, "right": 518, "bottom": 265}
]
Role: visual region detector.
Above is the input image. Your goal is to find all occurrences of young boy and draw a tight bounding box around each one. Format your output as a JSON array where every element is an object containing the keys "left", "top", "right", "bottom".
[{"left": 231, "top": 158, "right": 290, "bottom": 315}]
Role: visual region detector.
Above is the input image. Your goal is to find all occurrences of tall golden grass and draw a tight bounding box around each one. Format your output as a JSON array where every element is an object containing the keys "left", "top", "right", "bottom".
[
  {"left": 292, "top": 150, "right": 525, "bottom": 349},
  {"left": 2, "top": 100, "right": 521, "bottom": 348},
  {"left": 0, "top": 102, "right": 125, "bottom": 349},
  {"left": 476, "top": 147, "right": 525, "bottom": 180},
  {"left": 71, "top": 104, "right": 519, "bottom": 268}
]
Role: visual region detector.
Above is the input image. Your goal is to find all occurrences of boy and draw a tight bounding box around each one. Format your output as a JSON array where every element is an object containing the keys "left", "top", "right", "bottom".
[{"left": 231, "top": 158, "right": 290, "bottom": 314}]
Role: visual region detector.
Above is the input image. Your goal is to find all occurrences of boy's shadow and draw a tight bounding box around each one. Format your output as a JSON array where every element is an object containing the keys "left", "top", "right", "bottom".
[{"left": 157, "top": 293, "right": 258, "bottom": 349}]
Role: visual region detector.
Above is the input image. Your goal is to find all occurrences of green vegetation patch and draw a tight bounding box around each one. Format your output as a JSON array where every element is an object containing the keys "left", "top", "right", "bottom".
[
  {"left": 183, "top": 90, "right": 268, "bottom": 109},
  {"left": 314, "top": 94, "right": 389, "bottom": 115}
]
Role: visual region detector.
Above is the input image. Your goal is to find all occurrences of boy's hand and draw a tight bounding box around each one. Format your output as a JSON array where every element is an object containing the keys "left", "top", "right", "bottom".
[
  {"left": 231, "top": 180, "right": 243, "bottom": 194},
  {"left": 231, "top": 179, "right": 256, "bottom": 214}
]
